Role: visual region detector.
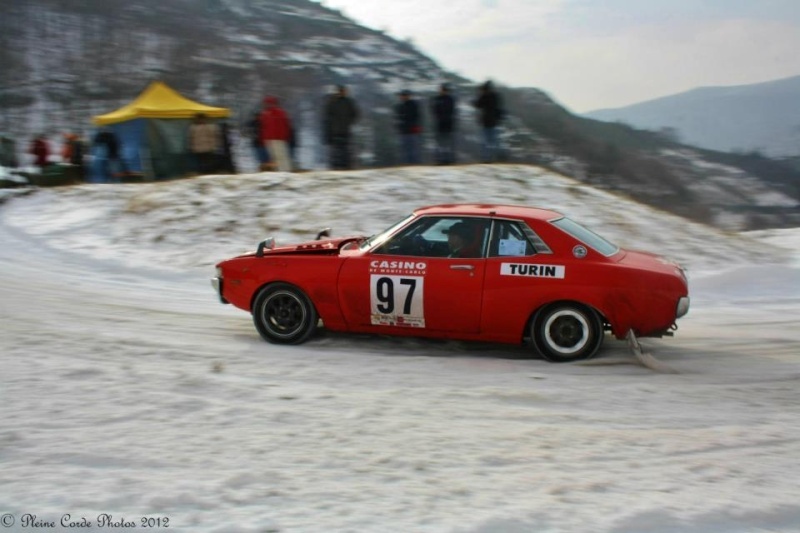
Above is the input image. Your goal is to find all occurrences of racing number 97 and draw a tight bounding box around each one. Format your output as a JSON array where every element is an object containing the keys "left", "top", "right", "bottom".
[
  {"left": 375, "top": 277, "right": 416, "bottom": 314},
  {"left": 370, "top": 274, "right": 425, "bottom": 327}
]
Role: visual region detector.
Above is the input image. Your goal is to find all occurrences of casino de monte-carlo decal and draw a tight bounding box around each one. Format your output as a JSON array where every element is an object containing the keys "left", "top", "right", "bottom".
[
  {"left": 369, "top": 260, "right": 427, "bottom": 328},
  {"left": 500, "top": 263, "right": 566, "bottom": 279}
]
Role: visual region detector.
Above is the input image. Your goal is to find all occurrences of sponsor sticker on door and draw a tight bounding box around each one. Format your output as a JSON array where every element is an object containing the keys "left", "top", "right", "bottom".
[
  {"left": 500, "top": 263, "right": 565, "bottom": 279},
  {"left": 370, "top": 275, "right": 426, "bottom": 327}
]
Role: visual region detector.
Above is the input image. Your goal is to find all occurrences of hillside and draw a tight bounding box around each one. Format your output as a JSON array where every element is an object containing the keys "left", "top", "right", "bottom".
[
  {"left": 1, "top": 0, "right": 799, "bottom": 231},
  {"left": 500, "top": 87, "right": 800, "bottom": 231},
  {"left": 585, "top": 75, "right": 800, "bottom": 158},
  {"left": 0, "top": 0, "right": 452, "bottom": 164}
]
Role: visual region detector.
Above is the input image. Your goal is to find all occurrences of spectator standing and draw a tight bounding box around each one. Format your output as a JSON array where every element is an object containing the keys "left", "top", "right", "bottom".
[
  {"left": 70, "top": 135, "right": 86, "bottom": 166},
  {"left": 61, "top": 133, "right": 74, "bottom": 163},
  {"left": 247, "top": 111, "right": 271, "bottom": 171},
  {"left": 91, "top": 127, "right": 123, "bottom": 183},
  {"left": 62, "top": 133, "right": 85, "bottom": 165},
  {"left": 323, "top": 85, "right": 359, "bottom": 170},
  {"left": 473, "top": 81, "right": 504, "bottom": 163},
  {"left": 431, "top": 83, "right": 457, "bottom": 165},
  {"left": 0, "top": 135, "right": 19, "bottom": 167},
  {"left": 29, "top": 134, "right": 50, "bottom": 170},
  {"left": 259, "top": 96, "right": 293, "bottom": 172},
  {"left": 62, "top": 133, "right": 86, "bottom": 181},
  {"left": 219, "top": 122, "right": 237, "bottom": 173},
  {"left": 395, "top": 89, "right": 422, "bottom": 165},
  {"left": 288, "top": 124, "right": 299, "bottom": 169},
  {"left": 188, "top": 113, "right": 221, "bottom": 175}
]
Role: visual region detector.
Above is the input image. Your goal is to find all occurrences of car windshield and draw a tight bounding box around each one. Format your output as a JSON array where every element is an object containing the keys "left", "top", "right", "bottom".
[
  {"left": 550, "top": 217, "right": 619, "bottom": 256},
  {"left": 359, "top": 214, "right": 416, "bottom": 251}
]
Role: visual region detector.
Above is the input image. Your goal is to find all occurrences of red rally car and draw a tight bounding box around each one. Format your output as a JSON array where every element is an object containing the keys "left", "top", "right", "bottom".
[{"left": 211, "top": 204, "right": 690, "bottom": 362}]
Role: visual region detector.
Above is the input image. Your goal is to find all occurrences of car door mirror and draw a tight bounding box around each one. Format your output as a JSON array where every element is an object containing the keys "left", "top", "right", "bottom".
[{"left": 256, "top": 237, "right": 276, "bottom": 257}]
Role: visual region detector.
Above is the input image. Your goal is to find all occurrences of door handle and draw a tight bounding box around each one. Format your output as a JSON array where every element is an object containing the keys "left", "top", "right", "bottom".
[{"left": 450, "top": 265, "right": 475, "bottom": 270}]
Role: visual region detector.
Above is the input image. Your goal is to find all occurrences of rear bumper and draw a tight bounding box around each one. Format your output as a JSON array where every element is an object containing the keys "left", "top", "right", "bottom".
[{"left": 210, "top": 277, "right": 229, "bottom": 304}]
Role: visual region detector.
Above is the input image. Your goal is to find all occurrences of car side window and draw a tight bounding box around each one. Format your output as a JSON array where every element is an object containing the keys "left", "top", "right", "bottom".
[
  {"left": 489, "top": 220, "right": 541, "bottom": 257},
  {"left": 373, "top": 217, "right": 489, "bottom": 258}
]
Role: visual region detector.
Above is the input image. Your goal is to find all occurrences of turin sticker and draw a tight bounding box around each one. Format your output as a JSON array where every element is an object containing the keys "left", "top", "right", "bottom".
[{"left": 501, "top": 263, "right": 565, "bottom": 279}]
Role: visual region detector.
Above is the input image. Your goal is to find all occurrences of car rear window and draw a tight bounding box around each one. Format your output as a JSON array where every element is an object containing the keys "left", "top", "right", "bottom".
[
  {"left": 489, "top": 219, "right": 552, "bottom": 257},
  {"left": 550, "top": 217, "right": 619, "bottom": 256}
]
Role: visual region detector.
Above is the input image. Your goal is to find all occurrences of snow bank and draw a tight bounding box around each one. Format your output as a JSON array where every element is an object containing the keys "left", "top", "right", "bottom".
[{"left": 2, "top": 165, "right": 790, "bottom": 275}]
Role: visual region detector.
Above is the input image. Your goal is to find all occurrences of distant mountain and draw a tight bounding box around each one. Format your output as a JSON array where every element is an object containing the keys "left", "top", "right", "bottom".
[
  {"left": 1, "top": 0, "right": 799, "bottom": 230},
  {"left": 585, "top": 75, "right": 800, "bottom": 157}
]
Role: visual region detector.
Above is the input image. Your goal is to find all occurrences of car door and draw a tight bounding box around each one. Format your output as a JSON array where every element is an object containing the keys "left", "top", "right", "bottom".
[
  {"left": 337, "top": 216, "right": 488, "bottom": 334},
  {"left": 480, "top": 218, "right": 565, "bottom": 337}
]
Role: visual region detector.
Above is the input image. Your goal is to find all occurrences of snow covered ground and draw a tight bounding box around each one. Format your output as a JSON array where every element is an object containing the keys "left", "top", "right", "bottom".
[{"left": 1, "top": 165, "right": 799, "bottom": 533}]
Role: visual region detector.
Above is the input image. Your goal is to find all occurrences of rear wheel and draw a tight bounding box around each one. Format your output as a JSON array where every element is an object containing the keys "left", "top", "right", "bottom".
[
  {"left": 531, "top": 302, "right": 603, "bottom": 362},
  {"left": 252, "top": 283, "right": 318, "bottom": 344}
]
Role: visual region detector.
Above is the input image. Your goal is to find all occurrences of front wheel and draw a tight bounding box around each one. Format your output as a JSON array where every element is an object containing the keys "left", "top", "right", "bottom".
[
  {"left": 252, "top": 283, "right": 318, "bottom": 344},
  {"left": 531, "top": 303, "right": 603, "bottom": 362}
]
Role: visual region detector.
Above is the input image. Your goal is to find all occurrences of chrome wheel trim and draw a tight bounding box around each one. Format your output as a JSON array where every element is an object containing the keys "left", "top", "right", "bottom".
[{"left": 543, "top": 309, "right": 590, "bottom": 355}]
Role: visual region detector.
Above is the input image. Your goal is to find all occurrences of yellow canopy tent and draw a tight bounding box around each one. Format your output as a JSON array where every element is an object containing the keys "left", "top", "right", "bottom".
[
  {"left": 93, "top": 81, "right": 230, "bottom": 125},
  {"left": 91, "top": 81, "right": 231, "bottom": 180}
]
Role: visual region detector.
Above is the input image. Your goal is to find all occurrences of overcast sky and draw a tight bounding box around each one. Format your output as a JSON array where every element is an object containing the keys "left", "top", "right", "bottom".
[{"left": 318, "top": 0, "right": 800, "bottom": 113}]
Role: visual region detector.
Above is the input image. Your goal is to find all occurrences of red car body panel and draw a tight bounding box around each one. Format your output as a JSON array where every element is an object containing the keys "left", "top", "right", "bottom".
[
  {"left": 214, "top": 204, "right": 689, "bottom": 344},
  {"left": 337, "top": 254, "right": 487, "bottom": 335}
]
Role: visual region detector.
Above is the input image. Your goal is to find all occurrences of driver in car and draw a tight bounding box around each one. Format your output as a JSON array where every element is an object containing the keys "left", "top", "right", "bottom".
[{"left": 444, "top": 222, "right": 480, "bottom": 258}]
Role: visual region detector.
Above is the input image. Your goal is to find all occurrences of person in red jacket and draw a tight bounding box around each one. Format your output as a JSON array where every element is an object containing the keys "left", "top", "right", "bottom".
[
  {"left": 29, "top": 134, "right": 50, "bottom": 170},
  {"left": 259, "top": 96, "right": 293, "bottom": 172}
]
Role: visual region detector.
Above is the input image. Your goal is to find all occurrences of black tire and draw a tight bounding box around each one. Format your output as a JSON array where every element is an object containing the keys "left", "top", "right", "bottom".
[
  {"left": 252, "top": 283, "right": 318, "bottom": 344},
  {"left": 531, "top": 302, "right": 603, "bottom": 362}
]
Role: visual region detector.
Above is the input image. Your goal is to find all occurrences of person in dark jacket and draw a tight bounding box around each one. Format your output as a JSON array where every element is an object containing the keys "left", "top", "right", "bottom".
[
  {"left": 247, "top": 111, "right": 271, "bottom": 171},
  {"left": 92, "top": 128, "right": 123, "bottom": 182},
  {"left": 395, "top": 89, "right": 422, "bottom": 165},
  {"left": 473, "top": 80, "right": 504, "bottom": 162},
  {"left": 1, "top": 135, "right": 19, "bottom": 168},
  {"left": 62, "top": 133, "right": 86, "bottom": 181},
  {"left": 323, "top": 85, "right": 359, "bottom": 170},
  {"left": 219, "top": 122, "right": 236, "bottom": 174},
  {"left": 431, "top": 83, "right": 457, "bottom": 165}
]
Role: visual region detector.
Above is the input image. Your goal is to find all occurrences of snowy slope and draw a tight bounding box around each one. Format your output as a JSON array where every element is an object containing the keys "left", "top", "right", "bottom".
[
  {"left": 1, "top": 165, "right": 799, "bottom": 533},
  {"left": 1, "top": 164, "right": 791, "bottom": 274}
]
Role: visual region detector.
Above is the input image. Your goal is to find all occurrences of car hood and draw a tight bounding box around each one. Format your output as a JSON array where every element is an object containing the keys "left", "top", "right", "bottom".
[{"left": 236, "top": 235, "right": 366, "bottom": 258}]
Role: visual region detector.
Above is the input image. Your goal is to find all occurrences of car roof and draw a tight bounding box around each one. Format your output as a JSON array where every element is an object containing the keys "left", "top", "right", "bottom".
[{"left": 413, "top": 203, "right": 563, "bottom": 221}]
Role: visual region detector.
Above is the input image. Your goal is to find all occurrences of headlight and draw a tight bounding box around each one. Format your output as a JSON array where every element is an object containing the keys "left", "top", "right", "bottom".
[
  {"left": 210, "top": 272, "right": 228, "bottom": 304},
  {"left": 676, "top": 296, "right": 690, "bottom": 318}
]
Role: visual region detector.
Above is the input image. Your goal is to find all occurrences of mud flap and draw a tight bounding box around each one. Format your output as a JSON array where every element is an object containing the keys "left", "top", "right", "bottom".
[{"left": 626, "top": 330, "right": 679, "bottom": 374}]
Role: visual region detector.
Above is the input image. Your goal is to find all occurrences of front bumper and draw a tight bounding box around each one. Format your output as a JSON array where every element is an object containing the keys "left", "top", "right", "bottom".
[{"left": 211, "top": 277, "right": 229, "bottom": 304}]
